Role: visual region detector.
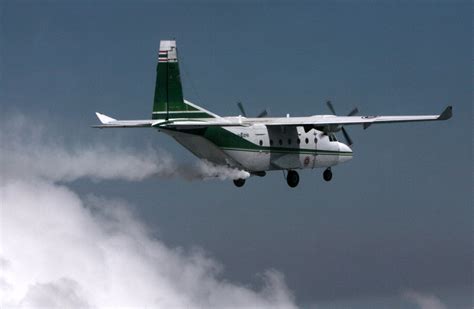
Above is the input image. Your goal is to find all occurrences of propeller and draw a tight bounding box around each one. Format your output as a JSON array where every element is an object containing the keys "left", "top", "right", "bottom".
[
  {"left": 237, "top": 101, "right": 268, "bottom": 118},
  {"left": 326, "top": 100, "right": 358, "bottom": 146},
  {"left": 237, "top": 101, "right": 247, "bottom": 117},
  {"left": 256, "top": 109, "right": 268, "bottom": 118}
]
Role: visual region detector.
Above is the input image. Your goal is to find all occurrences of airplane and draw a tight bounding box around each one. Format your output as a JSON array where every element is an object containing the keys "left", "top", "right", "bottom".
[{"left": 94, "top": 40, "right": 452, "bottom": 188}]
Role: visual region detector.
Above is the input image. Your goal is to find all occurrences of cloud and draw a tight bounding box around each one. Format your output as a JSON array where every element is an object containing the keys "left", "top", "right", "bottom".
[
  {"left": 20, "top": 278, "right": 89, "bottom": 308},
  {"left": 1, "top": 180, "right": 296, "bottom": 308},
  {"left": 0, "top": 114, "right": 296, "bottom": 308},
  {"left": 403, "top": 290, "right": 447, "bottom": 309}
]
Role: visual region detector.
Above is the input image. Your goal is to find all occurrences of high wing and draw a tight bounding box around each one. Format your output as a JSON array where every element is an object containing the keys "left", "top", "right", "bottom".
[
  {"left": 92, "top": 112, "right": 229, "bottom": 128},
  {"left": 253, "top": 105, "right": 453, "bottom": 129},
  {"left": 93, "top": 106, "right": 452, "bottom": 130},
  {"left": 93, "top": 112, "right": 158, "bottom": 128},
  {"left": 159, "top": 106, "right": 452, "bottom": 130}
]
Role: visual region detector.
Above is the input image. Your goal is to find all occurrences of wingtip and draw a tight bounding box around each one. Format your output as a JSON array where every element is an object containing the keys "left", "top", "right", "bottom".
[
  {"left": 438, "top": 106, "right": 453, "bottom": 120},
  {"left": 95, "top": 112, "right": 116, "bottom": 124}
]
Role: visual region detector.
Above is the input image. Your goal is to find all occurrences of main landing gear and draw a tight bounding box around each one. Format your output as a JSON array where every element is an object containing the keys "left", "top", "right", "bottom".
[
  {"left": 234, "top": 168, "right": 332, "bottom": 187},
  {"left": 323, "top": 168, "right": 333, "bottom": 182},
  {"left": 233, "top": 178, "right": 246, "bottom": 187},
  {"left": 286, "top": 170, "right": 300, "bottom": 188}
]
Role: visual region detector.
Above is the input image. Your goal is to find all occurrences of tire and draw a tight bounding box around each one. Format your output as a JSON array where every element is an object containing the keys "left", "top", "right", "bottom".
[
  {"left": 233, "top": 178, "right": 246, "bottom": 187},
  {"left": 323, "top": 168, "right": 332, "bottom": 182},
  {"left": 286, "top": 170, "right": 300, "bottom": 188}
]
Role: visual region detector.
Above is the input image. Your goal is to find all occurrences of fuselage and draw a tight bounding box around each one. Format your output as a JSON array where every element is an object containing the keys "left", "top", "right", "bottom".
[{"left": 160, "top": 121, "right": 353, "bottom": 172}]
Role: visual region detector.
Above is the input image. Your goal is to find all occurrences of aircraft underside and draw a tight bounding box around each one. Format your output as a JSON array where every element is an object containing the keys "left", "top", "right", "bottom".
[{"left": 162, "top": 126, "right": 353, "bottom": 187}]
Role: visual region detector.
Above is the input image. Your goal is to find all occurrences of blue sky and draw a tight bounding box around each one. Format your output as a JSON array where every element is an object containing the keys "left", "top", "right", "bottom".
[{"left": 1, "top": 1, "right": 472, "bottom": 308}]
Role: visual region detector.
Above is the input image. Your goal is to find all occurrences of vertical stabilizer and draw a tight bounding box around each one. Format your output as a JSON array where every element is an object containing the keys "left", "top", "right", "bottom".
[{"left": 152, "top": 40, "right": 216, "bottom": 120}]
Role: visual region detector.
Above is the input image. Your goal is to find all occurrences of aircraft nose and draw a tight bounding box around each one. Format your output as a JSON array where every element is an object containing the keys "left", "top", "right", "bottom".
[
  {"left": 338, "top": 142, "right": 352, "bottom": 154},
  {"left": 337, "top": 142, "right": 353, "bottom": 164}
]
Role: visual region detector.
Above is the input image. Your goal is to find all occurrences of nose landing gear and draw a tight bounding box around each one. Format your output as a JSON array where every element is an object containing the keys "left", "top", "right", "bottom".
[
  {"left": 323, "top": 168, "right": 333, "bottom": 182},
  {"left": 286, "top": 170, "right": 300, "bottom": 188}
]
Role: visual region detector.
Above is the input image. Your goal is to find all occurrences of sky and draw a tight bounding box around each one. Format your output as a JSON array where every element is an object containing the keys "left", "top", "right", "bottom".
[{"left": 0, "top": 1, "right": 472, "bottom": 308}]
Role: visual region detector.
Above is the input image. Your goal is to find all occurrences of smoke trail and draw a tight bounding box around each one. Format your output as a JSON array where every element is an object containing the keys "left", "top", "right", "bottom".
[{"left": 0, "top": 114, "right": 249, "bottom": 183}]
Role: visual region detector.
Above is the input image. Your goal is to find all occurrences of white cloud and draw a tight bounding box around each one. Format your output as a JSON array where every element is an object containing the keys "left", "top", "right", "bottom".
[
  {"left": 0, "top": 115, "right": 295, "bottom": 308},
  {"left": 20, "top": 278, "right": 89, "bottom": 308},
  {"left": 403, "top": 290, "right": 447, "bottom": 309}
]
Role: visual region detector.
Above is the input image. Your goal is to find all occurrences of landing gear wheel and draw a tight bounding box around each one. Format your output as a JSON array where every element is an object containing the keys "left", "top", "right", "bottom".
[
  {"left": 323, "top": 168, "right": 333, "bottom": 182},
  {"left": 233, "top": 178, "right": 246, "bottom": 187},
  {"left": 286, "top": 170, "right": 300, "bottom": 188}
]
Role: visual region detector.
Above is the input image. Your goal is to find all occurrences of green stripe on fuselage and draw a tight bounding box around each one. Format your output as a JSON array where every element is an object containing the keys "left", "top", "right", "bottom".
[
  {"left": 164, "top": 126, "right": 352, "bottom": 156},
  {"left": 219, "top": 147, "right": 353, "bottom": 156}
]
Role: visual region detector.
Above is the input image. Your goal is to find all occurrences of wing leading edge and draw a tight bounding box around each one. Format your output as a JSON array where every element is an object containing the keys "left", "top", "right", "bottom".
[
  {"left": 158, "top": 106, "right": 452, "bottom": 130},
  {"left": 264, "top": 106, "right": 452, "bottom": 127},
  {"left": 93, "top": 106, "right": 452, "bottom": 130}
]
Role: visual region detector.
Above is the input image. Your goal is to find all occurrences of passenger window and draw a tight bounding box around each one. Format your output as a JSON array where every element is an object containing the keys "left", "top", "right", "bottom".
[
  {"left": 305, "top": 138, "right": 309, "bottom": 144},
  {"left": 288, "top": 138, "right": 291, "bottom": 145},
  {"left": 314, "top": 137, "right": 318, "bottom": 144},
  {"left": 297, "top": 138, "right": 300, "bottom": 144},
  {"left": 259, "top": 140, "right": 263, "bottom": 146},
  {"left": 279, "top": 139, "right": 283, "bottom": 146},
  {"left": 270, "top": 139, "right": 274, "bottom": 146}
]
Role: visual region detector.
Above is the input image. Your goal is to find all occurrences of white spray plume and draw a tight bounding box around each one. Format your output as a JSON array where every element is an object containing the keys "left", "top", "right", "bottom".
[{"left": 0, "top": 114, "right": 249, "bottom": 183}]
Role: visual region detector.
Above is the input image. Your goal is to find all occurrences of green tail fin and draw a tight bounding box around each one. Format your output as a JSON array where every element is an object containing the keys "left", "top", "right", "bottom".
[{"left": 152, "top": 40, "right": 217, "bottom": 120}]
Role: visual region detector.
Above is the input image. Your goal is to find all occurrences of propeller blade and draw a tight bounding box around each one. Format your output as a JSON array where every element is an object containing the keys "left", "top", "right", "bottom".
[
  {"left": 256, "top": 109, "right": 268, "bottom": 118},
  {"left": 347, "top": 107, "right": 359, "bottom": 117},
  {"left": 237, "top": 101, "right": 247, "bottom": 117},
  {"left": 326, "top": 100, "right": 337, "bottom": 115},
  {"left": 326, "top": 101, "right": 356, "bottom": 145},
  {"left": 341, "top": 127, "right": 353, "bottom": 146}
]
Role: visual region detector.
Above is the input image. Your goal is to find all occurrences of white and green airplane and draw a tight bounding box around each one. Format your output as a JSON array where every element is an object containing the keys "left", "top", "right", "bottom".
[{"left": 94, "top": 40, "right": 452, "bottom": 188}]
